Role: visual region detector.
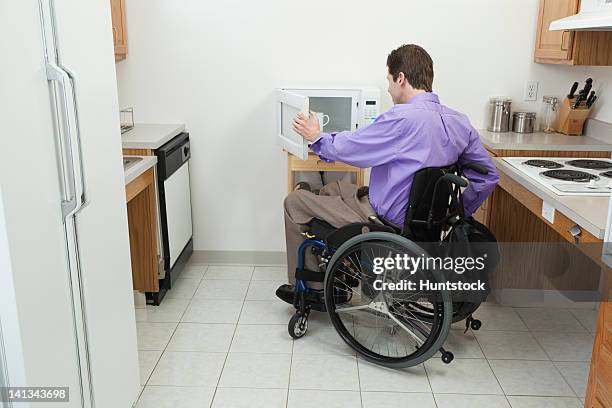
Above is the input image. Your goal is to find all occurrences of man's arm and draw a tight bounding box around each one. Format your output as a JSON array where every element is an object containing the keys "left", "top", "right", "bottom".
[
  {"left": 293, "top": 110, "right": 406, "bottom": 168},
  {"left": 458, "top": 127, "right": 500, "bottom": 216}
]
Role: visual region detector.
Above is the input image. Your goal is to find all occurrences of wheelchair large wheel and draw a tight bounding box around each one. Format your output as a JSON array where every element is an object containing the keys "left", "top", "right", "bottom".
[{"left": 324, "top": 232, "right": 453, "bottom": 368}]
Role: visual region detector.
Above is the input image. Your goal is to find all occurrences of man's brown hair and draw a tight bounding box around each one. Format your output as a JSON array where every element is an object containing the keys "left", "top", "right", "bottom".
[{"left": 387, "top": 44, "right": 434, "bottom": 92}]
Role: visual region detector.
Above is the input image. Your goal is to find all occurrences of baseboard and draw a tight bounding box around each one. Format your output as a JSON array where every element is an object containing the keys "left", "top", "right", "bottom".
[{"left": 190, "top": 250, "right": 287, "bottom": 266}]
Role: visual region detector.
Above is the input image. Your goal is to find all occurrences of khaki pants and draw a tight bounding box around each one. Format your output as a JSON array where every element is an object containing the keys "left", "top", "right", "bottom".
[{"left": 284, "top": 180, "right": 376, "bottom": 285}]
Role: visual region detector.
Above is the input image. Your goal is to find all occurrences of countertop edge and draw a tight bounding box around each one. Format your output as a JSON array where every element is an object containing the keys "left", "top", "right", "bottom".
[
  {"left": 478, "top": 129, "right": 612, "bottom": 152},
  {"left": 121, "top": 123, "right": 186, "bottom": 150},
  {"left": 493, "top": 158, "right": 605, "bottom": 239},
  {"left": 483, "top": 143, "right": 612, "bottom": 151},
  {"left": 124, "top": 156, "right": 157, "bottom": 185}
]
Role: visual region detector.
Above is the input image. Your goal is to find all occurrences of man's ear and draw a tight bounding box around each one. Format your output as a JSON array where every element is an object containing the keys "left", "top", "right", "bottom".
[{"left": 397, "top": 72, "right": 406, "bottom": 86}]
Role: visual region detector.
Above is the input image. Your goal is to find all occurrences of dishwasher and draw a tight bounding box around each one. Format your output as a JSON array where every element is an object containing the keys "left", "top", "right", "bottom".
[{"left": 147, "top": 132, "right": 193, "bottom": 305}]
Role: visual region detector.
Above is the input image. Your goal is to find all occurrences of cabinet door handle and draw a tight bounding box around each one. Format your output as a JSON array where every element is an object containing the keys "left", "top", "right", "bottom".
[
  {"left": 568, "top": 225, "right": 582, "bottom": 243},
  {"left": 112, "top": 26, "right": 117, "bottom": 45},
  {"left": 561, "top": 30, "right": 569, "bottom": 51}
]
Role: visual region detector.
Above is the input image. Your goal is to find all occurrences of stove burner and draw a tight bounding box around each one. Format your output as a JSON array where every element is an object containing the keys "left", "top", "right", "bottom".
[
  {"left": 523, "top": 159, "right": 563, "bottom": 169},
  {"left": 600, "top": 171, "right": 612, "bottom": 179},
  {"left": 566, "top": 159, "right": 612, "bottom": 170},
  {"left": 541, "top": 169, "right": 599, "bottom": 182}
]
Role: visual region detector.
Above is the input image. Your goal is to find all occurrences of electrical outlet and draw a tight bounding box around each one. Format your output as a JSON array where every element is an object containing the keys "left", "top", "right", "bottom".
[{"left": 524, "top": 81, "right": 539, "bottom": 102}]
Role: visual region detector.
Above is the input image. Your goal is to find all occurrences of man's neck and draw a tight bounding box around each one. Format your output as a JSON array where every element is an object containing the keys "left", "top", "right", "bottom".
[
  {"left": 396, "top": 89, "right": 428, "bottom": 105},
  {"left": 404, "top": 89, "right": 427, "bottom": 104}
]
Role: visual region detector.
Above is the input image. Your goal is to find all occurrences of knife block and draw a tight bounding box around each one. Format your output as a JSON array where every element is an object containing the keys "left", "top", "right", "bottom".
[{"left": 555, "top": 98, "right": 591, "bottom": 136}]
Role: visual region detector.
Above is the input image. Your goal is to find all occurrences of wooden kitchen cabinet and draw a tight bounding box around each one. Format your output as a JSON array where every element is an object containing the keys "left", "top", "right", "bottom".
[
  {"left": 126, "top": 168, "right": 158, "bottom": 293},
  {"left": 110, "top": 0, "right": 127, "bottom": 61},
  {"left": 585, "top": 298, "right": 612, "bottom": 407},
  {"left": 534, "top": 0, "right": 612, "bottom": 66},
  {"left": 473, "top": 196, "right": 492, "bottom": 227}
]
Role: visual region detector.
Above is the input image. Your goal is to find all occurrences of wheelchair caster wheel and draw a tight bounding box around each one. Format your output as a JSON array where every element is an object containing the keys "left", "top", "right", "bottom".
[
  {"left": 288, "top": 313, "right": 308, "bottom": 339},
  {"left": 470, "top": 319, "right": 482, "bottom": 331},
  {"left": 441, "top": 351, "right": 454, "bottom": 364}
]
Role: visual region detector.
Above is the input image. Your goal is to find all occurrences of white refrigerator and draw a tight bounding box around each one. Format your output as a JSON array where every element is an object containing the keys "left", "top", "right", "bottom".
[{"left": 0, "top": 1, "right": 140, "bottom": 407}]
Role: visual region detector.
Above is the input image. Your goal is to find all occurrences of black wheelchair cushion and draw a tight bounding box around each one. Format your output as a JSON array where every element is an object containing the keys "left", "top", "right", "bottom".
[{"left": 308, "top": 218, "right": 337, "bottom": 242}]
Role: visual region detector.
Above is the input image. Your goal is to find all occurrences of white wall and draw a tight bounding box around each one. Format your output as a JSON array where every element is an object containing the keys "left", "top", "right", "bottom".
[{"left": 116, "top": 0, "right": 612, "bottom": 252}]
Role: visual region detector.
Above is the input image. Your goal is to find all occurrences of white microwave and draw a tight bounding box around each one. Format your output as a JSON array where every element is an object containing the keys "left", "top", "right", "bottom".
[{"left": 276, "top": 86, "right": 381, "bottom": 160}]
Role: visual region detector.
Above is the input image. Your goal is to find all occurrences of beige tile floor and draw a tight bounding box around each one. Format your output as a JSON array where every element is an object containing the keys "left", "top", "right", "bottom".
[{"left": 135, "top": 263, "right": 595, "bottom": 408}]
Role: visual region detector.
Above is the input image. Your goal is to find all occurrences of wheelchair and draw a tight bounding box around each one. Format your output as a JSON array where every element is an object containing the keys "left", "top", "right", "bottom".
[{"left": 277, "top": 162, "right": 496, "bottom": 368}]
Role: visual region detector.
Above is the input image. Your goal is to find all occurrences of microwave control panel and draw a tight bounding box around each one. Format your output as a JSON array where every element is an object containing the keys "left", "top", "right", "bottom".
[
  {"left": 361, "top": 88, "right": 380, "bottom": 125},
  {"left": 363, "top": 100, "right": 379, "bottom": 123}
]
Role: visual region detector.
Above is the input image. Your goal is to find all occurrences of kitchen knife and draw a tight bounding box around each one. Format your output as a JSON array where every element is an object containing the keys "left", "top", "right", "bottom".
[
  {"left": 587, "top": 95, "right": 598, "bottom": 108},
  {"left": 567, "top": 82, "right": 579, "bottom": 99},
  {"left": 573, "top": 93, "right": 585, "bottom": 109},
  {"left": 579, "top": 78, "right": 593, "bottom": 97},
  {"left": 583, "top": 82, "right": 593, "bottom": 99},
  {"left": 586, "top": 90, "right": 596, "bottom": 107}
]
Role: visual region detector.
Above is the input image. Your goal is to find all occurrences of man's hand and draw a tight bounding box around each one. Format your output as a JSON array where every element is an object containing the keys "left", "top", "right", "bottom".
[{"left": 292, "top": 112, "right": 321, "bottom": 142}]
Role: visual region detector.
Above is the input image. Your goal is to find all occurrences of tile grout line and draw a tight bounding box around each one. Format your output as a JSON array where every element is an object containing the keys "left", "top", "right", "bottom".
[
  {"left": 136, "top": 267, "right": 208, "bottom": 403},
  {"left": 471, "top": 328, "right": 508, "bottom": 399},
  {"left": 138, "top": 265, "right": 208, "bottom": 400},
  {"left": 422, "top": 359, "right": 438, "bottom": 406},
  {"left": 565, "top": 307, "right": 596, "bottom": 336},
  {"left": 513, "top": 306, "right": 582, "bottom": 399},
  {"left": 355, "top": 356, "right": 364, "bottom": 408},
  {"left": 286, "top": 320, "right": 295, "bottom": 408},
  {"left": 208, "top": 265, "right": 254, "bottom": 407}
]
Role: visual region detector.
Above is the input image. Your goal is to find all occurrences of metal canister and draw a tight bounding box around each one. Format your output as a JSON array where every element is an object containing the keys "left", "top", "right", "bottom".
[
  {"left": 487, "top": 97, "right": 512, "bottom": 133},
  {"left": 512, "top": 111, "right": 536, "bottom": 134}
]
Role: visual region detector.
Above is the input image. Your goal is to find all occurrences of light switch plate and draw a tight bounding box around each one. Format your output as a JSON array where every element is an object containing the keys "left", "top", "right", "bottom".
[{"left": 542, "top": 201, "right": 555, "bottom": 223}]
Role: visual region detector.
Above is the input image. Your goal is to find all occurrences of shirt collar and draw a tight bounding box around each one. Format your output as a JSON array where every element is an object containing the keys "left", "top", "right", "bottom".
[{"left": 405, "top": 92, "right": 439, "bottom": 105}]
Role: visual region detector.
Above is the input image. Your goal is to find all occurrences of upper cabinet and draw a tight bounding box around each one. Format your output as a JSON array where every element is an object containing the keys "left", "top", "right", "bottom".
[
  {"left": 534, "top": 0, "right": 612, "bottom": 66},
  {"left": 110, "top": 0, "right": 127, "bottom": 61}
]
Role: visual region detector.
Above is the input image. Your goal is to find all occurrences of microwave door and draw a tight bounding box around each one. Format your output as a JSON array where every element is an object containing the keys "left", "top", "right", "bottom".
[{"left": 277, "top": 89, "right": 310, "bottom": 160}]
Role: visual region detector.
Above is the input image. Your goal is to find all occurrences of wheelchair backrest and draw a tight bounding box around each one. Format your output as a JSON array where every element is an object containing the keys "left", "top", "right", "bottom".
[{"left": 402, "top": 164, "right": 461, "bottom": 242}]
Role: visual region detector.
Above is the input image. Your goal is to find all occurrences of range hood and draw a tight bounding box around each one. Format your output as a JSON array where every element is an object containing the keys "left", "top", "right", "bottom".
[{"left": 550, "top": 0, "right": 612, "bottom": 31}]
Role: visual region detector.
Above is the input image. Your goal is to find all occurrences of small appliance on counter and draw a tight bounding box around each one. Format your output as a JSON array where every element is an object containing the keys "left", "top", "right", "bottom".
[
  {"left": 277, "top": 86, "right": 380, "bottom": 160},
  {"left": 511, "top": 111, "right": 536, "bottom": 134},
  {"left": 487, "top": 97, "right": 512, "bottom": 133},
  {"left": 555, "top": 79, "right": 598, "bottom": 136}
]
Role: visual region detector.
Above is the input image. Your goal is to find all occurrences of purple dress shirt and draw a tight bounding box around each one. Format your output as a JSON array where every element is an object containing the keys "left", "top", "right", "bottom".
[{"left": 309, "top": 92, "right": 499, "bottom": 225}]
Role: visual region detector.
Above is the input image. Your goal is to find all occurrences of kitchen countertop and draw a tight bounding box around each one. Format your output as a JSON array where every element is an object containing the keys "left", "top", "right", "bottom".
[
  {"left": 478, "top": 129, "right": 612, "bottom": 152},
  {"left": 124, "top": 156, "right": 157, "bottom": 185},
  {"left": 122, "top": 123, "right": 185, "bottom": 150},
  {"left": 493, "top": 157, "right": 608, "bottom": 239}
]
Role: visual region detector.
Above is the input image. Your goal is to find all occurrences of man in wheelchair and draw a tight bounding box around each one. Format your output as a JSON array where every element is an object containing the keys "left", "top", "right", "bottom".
[
  {"left": 280, "top": 43, "right": 499, "bottom": 293},
  {"left": 277, "top": 44, "right": 499, "bottom": 365}
]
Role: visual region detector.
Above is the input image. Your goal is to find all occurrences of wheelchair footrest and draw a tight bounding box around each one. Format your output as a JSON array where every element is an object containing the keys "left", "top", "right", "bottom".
[{"left": 295, "top": 268, "right": 325, "bottom": 282}]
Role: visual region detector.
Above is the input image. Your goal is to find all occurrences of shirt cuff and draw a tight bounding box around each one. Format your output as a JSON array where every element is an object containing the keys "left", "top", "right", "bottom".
[{"left": 308, "top": 133, "right": 334, "bottom": 162}]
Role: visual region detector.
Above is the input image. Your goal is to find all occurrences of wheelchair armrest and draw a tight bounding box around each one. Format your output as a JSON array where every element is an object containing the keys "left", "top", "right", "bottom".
[
  {"left": 442, "top": 173, "right": 468, "bottom": 188},
  {"left": 461, "top": 163, "right": 489, "bottom": 175}
]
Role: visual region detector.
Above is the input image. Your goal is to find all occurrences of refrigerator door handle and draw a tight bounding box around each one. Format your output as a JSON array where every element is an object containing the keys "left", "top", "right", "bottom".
[
  {"left": 46, "top": 62, "right": 87, "bottom": 218},
  {"left": 39, "top": 1, "right": 94, "bottom": 407}
]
